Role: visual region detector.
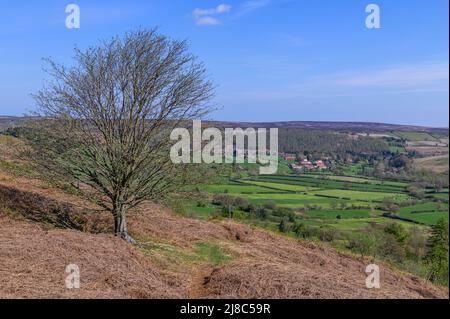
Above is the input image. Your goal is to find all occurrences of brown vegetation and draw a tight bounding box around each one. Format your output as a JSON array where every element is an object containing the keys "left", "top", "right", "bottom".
[{"left": 0, "top": 170, "right": 448, "bottom": 299}]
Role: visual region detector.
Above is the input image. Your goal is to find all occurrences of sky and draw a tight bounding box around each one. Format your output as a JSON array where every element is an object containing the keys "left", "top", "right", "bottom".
[{"left": 0, "top": 0, "right": 448, "bottom": 127}]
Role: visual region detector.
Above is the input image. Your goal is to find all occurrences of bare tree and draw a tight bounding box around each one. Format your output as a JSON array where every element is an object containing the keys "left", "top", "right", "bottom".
[{"left": 28, "top": 29, "right": 214, "bottom": 243}]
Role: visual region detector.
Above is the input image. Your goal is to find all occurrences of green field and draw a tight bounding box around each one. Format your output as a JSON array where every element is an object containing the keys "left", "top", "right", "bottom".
[
  {"left": 239, "top": 180, "right": 318, "bottom": 192},
  {"left": 393, "top": 131, "right": 438, "bottom": 141},
  {"left": 180, "top": 170, "right": 448, "bottom": 238},
  {"left": 304, "top": 174, "right": 407, "bottom": 187},
  {"left": 253, "top": 174, "right": 408, "bottom": 193},
  {"left": 309, "top": 189, "right": 410, "bottom": 202},
  {"left": 398, "top": 202, "right": 449, "bottom": 225},
  {"left": 236, "top": 192, "right": 370, "bottom": 209},
  {"left": 327, "top": 217, "right": 419, "bottom": 231},
  {"left": 431, "top": 193, "right": 449, "bottom": 201},
  {"left": 305, "top": 209, "right": 375, "bottom": 219},
  {"left": 388, "top": 145, "right": 407, "bottom": 154},
  {"left": 197, "top": 183, "right": 287, "bottom": 194}
]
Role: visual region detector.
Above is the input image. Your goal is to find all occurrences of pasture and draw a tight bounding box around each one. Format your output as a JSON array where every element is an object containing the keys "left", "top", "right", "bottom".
[{"left": 182, "top": 172, "right": 448, "bottom": 236}]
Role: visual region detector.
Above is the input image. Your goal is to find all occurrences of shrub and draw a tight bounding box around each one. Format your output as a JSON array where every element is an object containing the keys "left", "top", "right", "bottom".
[
  {"left": 317, "top": 226, "right": 339, "bottom": 242},
  {"left": 424, "top": 218, "right": 449, "bottom": 284},
  {"left": 384, "top": 222, "right": 409, "bottom": 245},
  {"left": 233, "top": 197, "right": 249, "bottom": 210},
  {"left": 278, "top": 218, "right": 289, "bottom": 233},
  {"left": 292, "top": 222, "right": 317, "bottom": 239},
  {"left": 348, "top": 233, "right": 377, "bottom": 258},
  {"left": 254, "top": 207, "right": 268, "bottom": 220},
  {"left": 264, "top": 200, "right": 277, "bottom": 210},
  {"left": 196, "top": 200, "right": 207, "bottom": 207},
  {"left": 274, "top": 207, "right": 296, "bottom": 222},
  {"left": 212, "top": 194, "right": 226, "bottom": 206}
]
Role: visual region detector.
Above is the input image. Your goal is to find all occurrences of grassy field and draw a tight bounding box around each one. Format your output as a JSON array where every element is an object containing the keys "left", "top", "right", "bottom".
[
  {"left": 394, "top": 131, "right": 439, "bottom": 142},
  {"left": 238, "top": 180, "right": 318, "bottom": 192},
  {"left": 181, "top": 170, "right": 448, "bottom": 237},
  {"left": 303, "top": 174, "right": 407, "bottom": 187},
  {"left": 236, "top": 192, "right": 371, "bottom": 209},
  {"left": 304, "top": 209, "right": 375, "bottom": 219},
  {"left": 253, "top": 174, "right": 408, "bottom": 193},
  {"left": 309, "top": 189, "right": 411, "bottom": 202},
  {"left": 388, "top": 145, "right": 407, "bottom": 153},
  {"left": 197, "top": 183, "right": 288, "bottom": 194},
  {"left": 431, "top": 193, "right": 449, "bottom": 201},
  {"left": 327, "top": 217, "right": 420, "bottom": 231},
  {"left": 398, "top": 202, "right": 449, "bottom": 225},
  {"left": 414, "top": 155, "right": 449, "bottom": 173}
]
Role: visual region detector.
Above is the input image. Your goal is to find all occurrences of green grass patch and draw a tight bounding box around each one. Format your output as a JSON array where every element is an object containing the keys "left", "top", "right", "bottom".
[
  {"left": 398, "top": 202, "right": 449, "bottom": 225},
  {"left": 305, "top": 174, "right": 407, "bottom": 187},
  {"left": 305, "top": 209, "right": 374, "bottom": 219},
  {"left": 256, "top": 174, "right": 407, "bottom": 193},
  {"left": 310, "top": 189, "right": 411, "bottom": 202},
  {"left": 239, "top": 180, "right": 317, "bottom": 192},
  {"left": 238, "top": 193, "right": 372, "bottom": 209},
  {"left": 195, "top": 242, "right": 232, "bottom": 266},
  {"left": 0, "top": 159, "right": 34, "bottom": 177},
  {"left": 389, "top": 145, "right": 406, "bottom": 153},
  {"left": 197, "top": 183, "right": 286, "bottom": 194}
]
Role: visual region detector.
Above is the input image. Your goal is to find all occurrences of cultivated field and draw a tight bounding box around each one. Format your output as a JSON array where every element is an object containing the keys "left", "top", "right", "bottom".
[{"left": 183, "top": 172, "right": 448, "bottom": 233}]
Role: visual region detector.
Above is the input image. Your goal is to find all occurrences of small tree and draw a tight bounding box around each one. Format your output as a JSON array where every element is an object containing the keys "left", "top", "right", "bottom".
[
  {"left": 382, "top": 198, "right": 399, "bottom": 215},
  {"left": 278, "top": 218, "right": 289, "bottom": 233},
  {"left": 348, "top": 233, "right": 376, "bottom": 259},
  {"left": 28, "top": 29, "right": 214, "bottom": 243},
  {"left": 424, "top": 218, "right": 449, "bottom": 283},
  {"left": 254, "top": 206, "right": 268, "bottom": 220},
  {"left": 221, "top": 195, "right": 235, "bottom": 219},
  {"left": 330, "top": 201, "right": 338, "bottom": 210},
  {"left": 384, "top": 222, "right": 409, "bottom": 246}
]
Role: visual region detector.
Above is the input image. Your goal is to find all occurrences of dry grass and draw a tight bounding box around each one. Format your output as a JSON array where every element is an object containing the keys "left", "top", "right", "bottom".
[
  {"left": 414, "top": 155, "right": 449, "bottom": 173},
  {"left": 406, "top": 145, "right": 449, "bottom": 157},
  {"left": 0, "top": 169, "right": 448, "bottom": 299}
]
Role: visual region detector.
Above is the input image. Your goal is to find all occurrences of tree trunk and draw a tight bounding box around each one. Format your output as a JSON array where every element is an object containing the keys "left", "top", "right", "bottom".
[{"left": 113, "top": 207, "right": 136, "bottom": 244}]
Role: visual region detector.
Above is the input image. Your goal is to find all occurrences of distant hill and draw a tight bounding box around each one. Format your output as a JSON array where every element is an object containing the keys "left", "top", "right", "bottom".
[
  {"left": 0, "top": 116, "right": 33, "bottom": 131},
  {"left": 1, "top": 116, "right": 448, "bottom": 136},
  {"left": 213, "top": 120, "right": 449, "bottom": 135}
]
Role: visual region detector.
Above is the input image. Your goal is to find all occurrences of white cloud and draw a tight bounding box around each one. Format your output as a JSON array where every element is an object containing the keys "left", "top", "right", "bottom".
[
  {"left": 224, "top": 61, "right": 450, "bottom": 101},
  {"left": 196, "top": 16, "right": 221, "bottom": 26},
  {"left": 235, "top": 0, "right": 270, "bottom": 17},
  {"left": 216, "top": 4, "right": 232, "bottom": 13},
  {"left": 331, "top": 62, "right": 449, "bottom": 88},
  {"left": 193, "top": 4, "right": 231, "bottom": 26}
]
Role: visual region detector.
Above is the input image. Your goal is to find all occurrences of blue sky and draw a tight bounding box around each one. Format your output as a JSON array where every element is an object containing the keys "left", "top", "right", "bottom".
[{"left": 0, "top": 0, "right": 448, "bottom": 126}]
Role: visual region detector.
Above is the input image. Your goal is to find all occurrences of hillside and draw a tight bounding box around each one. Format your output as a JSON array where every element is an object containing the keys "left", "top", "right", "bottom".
[
  {"left": 214, "top": 120, "right": 449, "bottom": 135},
  {"left": 0, "top": 171, "right": 447, "bottom": 299},
  {"left": 1, "top": 116, "right": 448, "bottom": 135}
]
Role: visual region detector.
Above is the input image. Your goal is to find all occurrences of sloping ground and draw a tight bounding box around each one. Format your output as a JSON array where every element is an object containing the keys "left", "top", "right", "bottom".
[
  {"left": 414, "top": 155, "right": 449, "bottom": 173},
  {"left": 0, "top": 217, "right": 182, "bottom": 298},
  {"left": 0, "top": 172, "right": 448, "bottom": 299}
]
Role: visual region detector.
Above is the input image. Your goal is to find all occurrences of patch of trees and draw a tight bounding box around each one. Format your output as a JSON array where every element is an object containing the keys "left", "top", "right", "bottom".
[
  {"left": 424, "top": 219, "right": 449, "bottom": 284},
  {"left": 278, "top": 129, "right": 390, "bottom": 158},
  {"left": 211, "top": 194, "right": 296, "bottom": 223},
  {"left": 348, "top": 219, "right": 449, "bottom": 285},
  {"left": 368, "top": 156, "right": 449, "bottom": 190}
]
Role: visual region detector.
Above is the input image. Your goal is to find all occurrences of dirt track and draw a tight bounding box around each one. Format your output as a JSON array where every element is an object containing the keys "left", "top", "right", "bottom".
[{"left": 0, "top": 172, "right": 448, "bottom": 299}]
